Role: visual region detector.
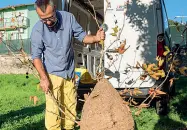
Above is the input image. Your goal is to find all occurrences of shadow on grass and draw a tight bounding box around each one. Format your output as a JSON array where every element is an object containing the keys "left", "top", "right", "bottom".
[
  {"left": 153, "top": 77, "right": 187, "bottom": 130},
  {"left": 0, "top": 104, "right": 45, "bottom": 128},
  {"left": 153, "top": 116, "right": 186, "bottom": 130},
  {"left": 16, "top": 119, "right": 45, "bottom": 130},
  {"left": 171, "top": 78, "right": 187, "bottom": 121}
]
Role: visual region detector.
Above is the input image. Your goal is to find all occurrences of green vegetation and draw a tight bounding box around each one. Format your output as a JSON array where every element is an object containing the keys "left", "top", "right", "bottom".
[
  {"left": 0, "top": 75, "right": 187, "bottom": 130},
  {"left": 0, "top": 75, "right": 45, "bottom": 130}
]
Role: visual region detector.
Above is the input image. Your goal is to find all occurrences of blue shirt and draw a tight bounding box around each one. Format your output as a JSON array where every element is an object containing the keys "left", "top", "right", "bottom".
[{"left": 31, "top": 11, "right": 86, "bottom": 79}]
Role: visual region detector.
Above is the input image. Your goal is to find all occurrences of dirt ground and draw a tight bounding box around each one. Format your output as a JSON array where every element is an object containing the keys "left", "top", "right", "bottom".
[
  {"left": 0, "top": 55, "right": 31, "bottom": 74},
  {"left": 80, "top": 79, "right": 134, "bottom": 130}
]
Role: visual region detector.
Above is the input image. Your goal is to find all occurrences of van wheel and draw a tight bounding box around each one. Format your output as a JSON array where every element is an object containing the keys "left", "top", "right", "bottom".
[
  {"left": 170, "top": 82, "right": 176, "bottom": 97},
  {"left": 156, "top": 98, "right": 168, "bottom": 115}
]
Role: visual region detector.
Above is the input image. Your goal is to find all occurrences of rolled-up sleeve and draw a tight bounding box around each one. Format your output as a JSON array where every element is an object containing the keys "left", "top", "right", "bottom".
[
  {"left": 71, "top": 14, "right": 86, "bottom": 42},
  {"left": 31, "top": 29, "right": 44, "bottom": 60}
]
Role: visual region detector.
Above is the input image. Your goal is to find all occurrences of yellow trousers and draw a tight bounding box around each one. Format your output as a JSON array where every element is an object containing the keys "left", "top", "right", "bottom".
[{"left": 45, "top": 74, "right": 77, "bottom": 130}]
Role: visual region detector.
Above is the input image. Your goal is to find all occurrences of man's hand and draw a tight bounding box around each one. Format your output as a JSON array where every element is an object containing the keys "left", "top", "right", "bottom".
[
  {"left": 40, "top": 78, "right": 50, "bottom": 94},
  {"left": 96, "top": 27, "right": 105, "bottom": 42},
  {"left": 82, "top": 27, "right": 105, "bottom": 44}
]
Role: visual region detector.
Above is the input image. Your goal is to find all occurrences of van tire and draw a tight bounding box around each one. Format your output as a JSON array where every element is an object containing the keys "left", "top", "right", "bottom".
[
  {"left": 156, "top": 98, "right": 168, "bottom": 115},
  {"left": 170, "top": 82, "right": 176, "bottom": 97}
]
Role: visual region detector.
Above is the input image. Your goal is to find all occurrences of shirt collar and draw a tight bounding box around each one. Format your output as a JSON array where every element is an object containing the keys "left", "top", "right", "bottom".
[
  {"left": 46, "top": 11, "right": 64, "bottom": 32},
  {"left": 56, "top": 11, "right": 64, "bottom": 30}
]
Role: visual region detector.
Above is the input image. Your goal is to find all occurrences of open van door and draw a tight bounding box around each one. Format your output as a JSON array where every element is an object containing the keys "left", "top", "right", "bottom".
[
  {"left": 104, "top": 0, "right": 160, "bottom": 89},
  {"left": 104, "top": 0, "right": 172, "bottom": 114}
]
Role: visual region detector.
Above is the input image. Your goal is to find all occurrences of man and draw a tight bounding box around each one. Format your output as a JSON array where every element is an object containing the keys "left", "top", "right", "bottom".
[{"left": 31, "top": 0, "right": 105, "bottom": 130}]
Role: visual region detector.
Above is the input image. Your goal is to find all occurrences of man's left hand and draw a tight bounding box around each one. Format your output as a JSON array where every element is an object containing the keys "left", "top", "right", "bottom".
[{"left": 96, "top": 28, "right": 105, "bottom": 42}]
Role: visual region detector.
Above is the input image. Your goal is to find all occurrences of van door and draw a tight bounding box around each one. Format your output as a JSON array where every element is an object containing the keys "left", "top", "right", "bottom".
[{"left": 104, "top": 0, "right": 161, "bottom": 88}]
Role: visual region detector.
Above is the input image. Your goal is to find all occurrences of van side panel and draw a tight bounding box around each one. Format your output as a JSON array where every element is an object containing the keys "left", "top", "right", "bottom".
[{"left": 104, "top": 0, "right": 162, "bottom": 88}]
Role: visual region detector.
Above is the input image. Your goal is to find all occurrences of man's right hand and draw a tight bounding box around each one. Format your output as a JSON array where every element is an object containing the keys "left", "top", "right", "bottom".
[{"left": 40, "top": 78, "right": 50, "bottom": 94}]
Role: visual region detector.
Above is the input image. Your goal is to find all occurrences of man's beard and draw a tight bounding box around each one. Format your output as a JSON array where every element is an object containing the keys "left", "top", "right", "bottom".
[
  {"left": 46, "top": 19, "right": 59, "bottom": 33},
  {"left": 47, "top": 19, "right": 58, "bottom": 28}
]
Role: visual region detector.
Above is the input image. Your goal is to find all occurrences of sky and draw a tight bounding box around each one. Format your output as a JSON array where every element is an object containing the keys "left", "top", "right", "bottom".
[
  {"left": 164, "top": 0, "right": 187, "bottom": 22},
  {"left": 0, "top": 0, "right": 35, "bottom": 8},
  {"left": 0, "top": 0, "right": 187, "bottom": 22}
]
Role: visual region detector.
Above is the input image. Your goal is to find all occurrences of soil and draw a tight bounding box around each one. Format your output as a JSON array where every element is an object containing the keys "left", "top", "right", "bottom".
[
  {"left": 80, "top": 79, "right": 134, "bottom": 130},
  {"left": 0, "top": 55, "right": 32, "bottom": 74}
]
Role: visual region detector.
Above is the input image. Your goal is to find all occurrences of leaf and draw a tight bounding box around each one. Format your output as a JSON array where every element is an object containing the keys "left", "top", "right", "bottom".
[
  {"left": 140, "top": 74, "right": 147, "bottom": 80},
  {"left": 133, "top": 88, "right": 143, "bottom": 95},
  {"left": 155, "top": 90, "right": 166, "bottom": 95},
  {"left": 146, "top": 64, "right": 156, "bottom": 74},
  {"left": 156, "top": 56, "right": 160, "bottom": 61},
  {"left": 167, "top": 54, "right": 173, "bottom": 62},
  {"left": 169, "top": 78, "right": 174, "bottom": 87},
  {"left": 33, "top": 96, "right": 39, "bottom": 105},
  {"left": 118, "top": 43, "right": 125, "bottom": 54},
  {"left": 131, "top": 99, "right": 138, "bottom": 105},
  {"left": 164, "top": 46, "right": 170, "bottom": 52},
  {"left": 163, "top": 46, "right": 170, "bottom": 56},
  {"left": 112, "top": 26, "right": 118, "bottom": 33},
  {"left": 150, "top": 74, "right": 159, "bottom": 80},
  {"left": 149, "top": 88, "right": 155, "bottom": 91},
  {"left": 30, "top": 96, "right": 39, "bottom": 105},
  {"left": 84, "top": 94, "right": 89, "bottom": 100},
  {"left": 157, "top": 57, "right": 165, "bottom": 67},
  {"left": 110, "top": 33, "right": 117, "bottom": 36},
  {"left": 106, "top": 76, "right": 112, "bottom": 80},
  {"left": 173, "top": 59, "right": 181, "bottom": 66},
  {"left": 117, "top": 40, "right": 130, "bottom": 54},
  {"left": 151, "top": 92, "right": 157, "bottom": 99},
  {"left": 123, "top": 88, "right": 129, "bottom": 94},
  {"left": 30, "top": 96, "right": 33, "bottom": 101},
  {"left": 163, "top": 51, "right": 170, "bottom": 56},
  {"left": 119, "top": 91, "right": 124, "bottom": 95},
  {"left": 142, "top": 63, "right": 147, "bottom": 70},
  {"left": 170, "top": 65, "right": 176, "bottom": 72},
  {"left": 155, "top": 70, "right": 165, "bottom": 78},
  {"left": 129, "top": 90, "right": 133, "bottom": 96},
  {"left": 135, "top": 61, "right": 141, "bottom": 69},
  {"left": 179, "top": 66, "right": 187, "bottom": 76},
  {"left": 135, "top": 108, "right": 142, "bottom": 116},
  {"left": 110, "top": 26, "right": 118, "bottom": 37},
  {"left": 152, "top": 66, "right": 159, "bottom": 71},
  {"left": 139, "top": 103, "right": 150, "bottom": 108},
  {"left": 123, "top": 101, "right": 130, "bottom": 105}
]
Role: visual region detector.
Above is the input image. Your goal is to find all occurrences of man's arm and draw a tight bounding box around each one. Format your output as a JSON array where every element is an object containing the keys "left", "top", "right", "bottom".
[
  {"left": 33, "top": 58, "right": 50, "bottom": 93},
  {"left": 83, "top": 28, "right": 105, "bottom": 44},
  {"left": 82, "top": 35, "right": 98, "bottom": 44},
  {"left": 33, "top": 58, "right": 48, "bottom": 80},
  {"left": 71, "top": 14, "right": 105, "bottom": 44},
  {"left": 31, "top": 28, "right": 50, "bottom": 93}
]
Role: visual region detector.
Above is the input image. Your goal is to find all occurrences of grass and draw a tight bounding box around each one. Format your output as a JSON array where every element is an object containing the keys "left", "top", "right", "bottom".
[
  {"left": 132, "top": 77, "right": 187, "bottom": 130},
  {"left": 0, "top": 74, "right": 45, "bottom": 130},
  {"left": 0, "top": 74, "right": 187, "bottom": 130}
]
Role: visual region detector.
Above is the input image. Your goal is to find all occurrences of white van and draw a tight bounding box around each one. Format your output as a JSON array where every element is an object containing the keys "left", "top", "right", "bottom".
[
  {"left": 60, "top": 0, "right": 174, "bottom": 114},
  {"left": 104, "top": 0, "right": 173, "bottom": 115}
]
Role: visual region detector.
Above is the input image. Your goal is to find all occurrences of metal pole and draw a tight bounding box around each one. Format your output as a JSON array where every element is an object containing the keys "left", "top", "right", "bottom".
[
  {"left": 54, "top": 0, "right": 62, "bottom": 10},
  {"left": 186, "top": 21, "right": 187, "bottom": 45}
]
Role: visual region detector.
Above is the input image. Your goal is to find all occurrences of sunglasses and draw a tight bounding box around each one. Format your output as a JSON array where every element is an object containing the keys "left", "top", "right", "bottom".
[{"left": 41, "top": 11, "right": 56, "bottom": 23}]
